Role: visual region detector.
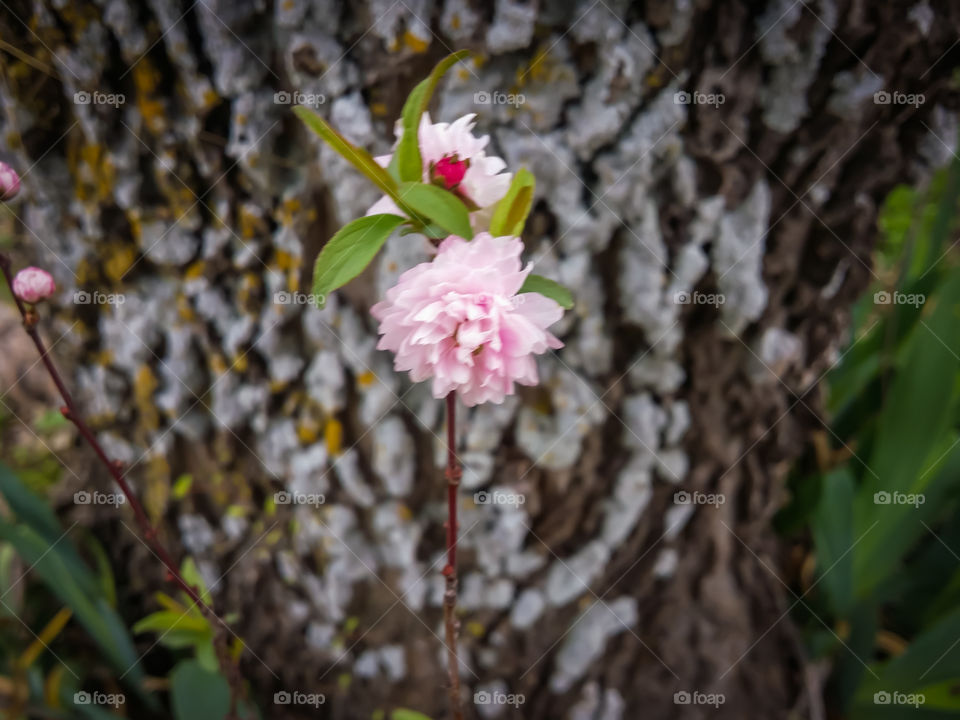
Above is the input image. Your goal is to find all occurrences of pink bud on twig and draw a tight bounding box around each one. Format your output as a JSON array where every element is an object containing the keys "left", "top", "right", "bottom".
[{"left": 12, "top": 266, "right": 56, "bottom": 304}]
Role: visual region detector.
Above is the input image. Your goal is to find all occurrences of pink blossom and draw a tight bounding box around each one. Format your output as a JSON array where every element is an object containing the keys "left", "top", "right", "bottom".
[
  {"left": 12, "top": 266, "right": 56, "bottom": 304},
  {"left": 367, "top": 113, "right": 512, "bottom": 223},
  {"left": 0, "top": 162, "right": 20, "bottom": 201},
  {"left": 371, "top": 233, "right": 563, "bottom": 406}
]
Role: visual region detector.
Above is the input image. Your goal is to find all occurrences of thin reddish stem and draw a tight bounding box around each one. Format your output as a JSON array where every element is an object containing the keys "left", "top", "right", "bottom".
[
  {"left": 443, "top": 392, "right": 463, "bottom": 720},
  {"left": 0, "top": 254, "right": 241, "bottom": 714}
]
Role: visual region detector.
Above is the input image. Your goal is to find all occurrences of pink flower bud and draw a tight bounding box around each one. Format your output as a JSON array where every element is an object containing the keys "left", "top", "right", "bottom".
[
  {"left": 0, "top": 162, "right": 20, "bottom": 201},
  {"left": 12, "top": 266, "right": 56, "bottom": 304}
]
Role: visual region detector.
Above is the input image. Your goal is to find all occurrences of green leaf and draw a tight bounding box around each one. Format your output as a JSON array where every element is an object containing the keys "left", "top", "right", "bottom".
[
  {"left": 391, "top": 710, "right": 435, "bottom": 720},
  {"left": 811, "top": 467, "right": 855, "bottom": 617},
  {"left": 294, "top": 107, "right": 415, "bottom": 216},
  {"left": 853, "top": 273, "right": 960, "bottom": 597},
  {"left": 171, "top": 660, "right": 231, "bottom": 720},
  {"left": 518, "top": 273, "right": 574, "bottom": 310},
  {"left": 490, "top": 168, "right": 535, "bottom": 237},
  {"left": 0, "top": 520, "right": 144, "bottom": 687},
  {"left": 397, "top": 182, "right": 473, "bottom": 239},
  {"left": 394, "top": 50, "right": 472, "bottom": 182},
  {"left": 312, "top": 214, "right": 406, "bottom": 304}
]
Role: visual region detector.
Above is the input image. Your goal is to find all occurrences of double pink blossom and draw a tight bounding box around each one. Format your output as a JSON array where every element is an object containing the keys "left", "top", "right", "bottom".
[{"left": 371, "top": 233, "right": 563, "bottom": 406}]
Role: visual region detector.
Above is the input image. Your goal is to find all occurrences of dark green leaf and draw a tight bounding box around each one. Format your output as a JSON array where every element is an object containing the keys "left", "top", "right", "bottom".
[
  {"left": 171, "top": 660, "right": 231, "bottom": 720},
  {"left": 312, "top": 214, "right": 405, "bottom": 304},
  {"left": 391, "top": 710, "right": 435, "bottom": 720},
  {"left": 490, "top": 168, "right": 535, "bottom": 237},
  {"left": 397, "top": 183, "right": 473, "bottom": 239},
  {"left": 518, "top": 273, "right": 574, "bottom": 310},
  {"left": 811, "top": 467, "right": 855, "bottom": 617},
  {"left": 394, "top": 51, "right": 472, "bottom": 182},
  {"left": 0, "top": 521, "right": 144, "bottom": 685}
]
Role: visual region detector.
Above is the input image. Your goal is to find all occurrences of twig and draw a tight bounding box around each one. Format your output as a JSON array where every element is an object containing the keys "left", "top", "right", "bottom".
[
  {"left": 442, "top": 392, "right": 464, "bottom": 720},
  {"left": 0, "top": 253, "right": 242, "bottom": 717}
]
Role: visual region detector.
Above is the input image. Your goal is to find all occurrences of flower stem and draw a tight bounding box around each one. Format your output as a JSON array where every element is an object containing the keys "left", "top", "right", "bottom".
[
  {"left": 0, "top": 254, "right": 241, "bottom": 715},
  {"left": 443, "top": 392, "right": 464, "bottom": 720}
]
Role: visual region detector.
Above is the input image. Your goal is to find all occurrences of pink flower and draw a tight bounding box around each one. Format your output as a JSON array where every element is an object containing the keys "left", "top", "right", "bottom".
[
  {"left": 367, "top": 113, "right": 512, "bottom": 222},
  {"left": 0, "top": 162, "right": 20, "bottom": 201},
  {"left": 371, "top": 233, "right": 563, "bottom": 406},
  {"left": 12, "top": 266, "right": 56, "bottom": 304}
]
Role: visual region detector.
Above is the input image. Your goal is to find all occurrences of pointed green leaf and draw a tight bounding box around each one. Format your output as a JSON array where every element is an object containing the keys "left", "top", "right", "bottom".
[
  {"left": 398, "top": 182, "right": 473, "bottom": 239},
  {"left": 312, "top": 214, "right": 405, "bottom": 304},
  {"left": 391, "top": 710, "right": 434, "bottom": 720},
  {"left": 518, "top": 273, "right": 574, "bottom": 309},
  {"left": 395, "top": 50, "right": 472, "bottom": 182},
  {"left": 171, "top": 660, "right": 230, "bottom": 720},
  {"left": 490, "top": 168, "right": 535, "bottom": 237},
  {"left": 294, "top": 106, "right": 417, "bottom": 217}
]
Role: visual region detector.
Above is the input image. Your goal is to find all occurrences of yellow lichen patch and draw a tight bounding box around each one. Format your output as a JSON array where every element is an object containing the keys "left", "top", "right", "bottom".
[
  {"left": 176, "top": 294, "right": 195, "bottom": 322},
  {"left": 645, "top": 71, "right": 666, "bottom": 89},
  {"left": 325, "top": 418, "right": 343, "bottom": 456},
  {"left": 276, "top": 197, "right": 301, "bottom": 227},
  {"left": 238, "top": 272, "right": 262, "bottom": 306},
  {"left": 466, "top": 621, "right": 485, "bottom": 638},
  {"left": 68, "top": 142, "right": 116, "bottom": 205},
  {"left": 274, "top": 249, "right": 296, "bottom": 272},
  {"left": 403, "top": 31, "right": 430, "bottom": 53},
  {"left": 209, "top": 353, "right": 228, "bottom": 376},
  {"left": 75, "top": 258, "right": 96, "bottom": 285},
  {"left": 144, "top": 454, "right": 171, "bottom": 524},
  {"left": 184, "top": 260, "right": 206, "bottom": 280},
  {"left": 356, "top": 370, "right": 376, "bottom": 388},
  {"left": 92, "top": 349, "right": 114, "bottom": 366},
  {"left": 104, "top": 245, "right": 136, "bottom": 283},
  {"left": 134, "top": 365, "right": 160, "bottom": 432},
  {"left": 172, "top": 473, "right": 194, "bottom": 500},
  {"left": 232, "top": 353, "right": 249, "bottom": 374},
  {"left": 226, "top": 504, "right": 247, "bottom": 518},
  {"left": 132, "top": 62, "right": 167, "bottom": 134},
  {"left": 238, "top": 205, "right": 266, "bottom": 239},
  {"left": 516, "top": 46, "right": 555, "bottom": 87},
  {"left": 297, "top": 418, "right": 320, "bottom": 445}
]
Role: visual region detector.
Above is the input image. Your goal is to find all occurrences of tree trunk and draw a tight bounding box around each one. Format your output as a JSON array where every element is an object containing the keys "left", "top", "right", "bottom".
[{"left": 1, "top": 0, "right": 957, "bottom": 718}]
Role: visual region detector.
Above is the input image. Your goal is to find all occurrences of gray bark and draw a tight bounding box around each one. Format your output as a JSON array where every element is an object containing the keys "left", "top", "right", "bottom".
[{"left": 1, "top": 0, "right": 957, "bottom": 718}]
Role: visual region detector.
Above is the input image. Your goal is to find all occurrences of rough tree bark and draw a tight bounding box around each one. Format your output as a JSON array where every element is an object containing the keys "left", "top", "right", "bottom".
[{"left": 1, "top": 1, "right": 957, "bottom": 718}]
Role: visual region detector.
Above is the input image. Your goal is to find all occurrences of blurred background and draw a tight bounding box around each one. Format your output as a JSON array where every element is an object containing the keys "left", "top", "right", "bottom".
[{"left": 0, "top": 0, "right": 959, "bottom": 718}]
